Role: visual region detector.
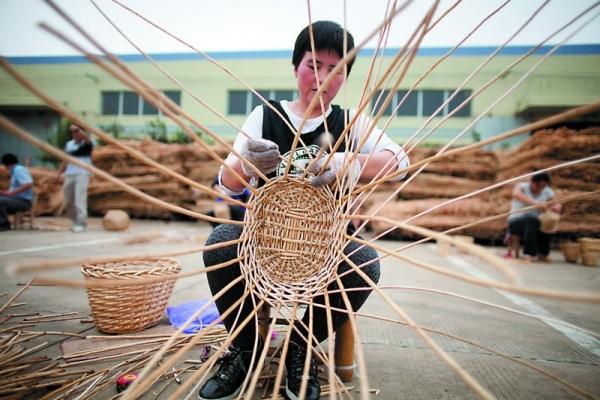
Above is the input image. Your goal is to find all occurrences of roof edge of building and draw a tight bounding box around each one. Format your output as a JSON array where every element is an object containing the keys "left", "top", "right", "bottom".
[{"left": 4, "top": 44, "right": 600, "bottom": 65}]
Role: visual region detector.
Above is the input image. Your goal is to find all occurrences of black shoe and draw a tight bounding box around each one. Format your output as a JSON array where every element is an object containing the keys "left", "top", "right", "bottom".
[
  {"left": 0, "top": 223, "right": 11, "bottom": 232},
  {"left": 285, "top": 341, "right": 320, "bottom": 400},
  {"left": 198, "top": 346, "right": 252, "bottom": 400},
  {"left": 198, "top": 345, "right": 253, "bottom": 400}
]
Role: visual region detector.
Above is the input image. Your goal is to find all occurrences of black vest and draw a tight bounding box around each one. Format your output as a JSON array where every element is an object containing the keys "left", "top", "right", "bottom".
[{"left": 260, "top": 100, "right": 349, "bottom": 184}]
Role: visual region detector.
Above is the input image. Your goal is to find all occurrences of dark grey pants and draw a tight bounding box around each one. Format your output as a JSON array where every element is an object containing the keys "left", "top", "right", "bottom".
[
  {"left": 0, "top": 195, "right": 31, "bottom": 226},
  {"left": 203, "top": 224, "right": 380, "bottom": 349}
]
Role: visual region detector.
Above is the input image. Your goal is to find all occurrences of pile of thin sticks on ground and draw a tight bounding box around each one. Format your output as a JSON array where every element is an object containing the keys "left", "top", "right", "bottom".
[{"left": 0, "top": 282, "right": 228, "bottom": 399}]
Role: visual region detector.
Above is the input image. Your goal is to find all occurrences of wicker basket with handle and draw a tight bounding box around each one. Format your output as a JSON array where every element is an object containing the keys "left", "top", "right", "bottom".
[
  {"left": 82, "top": 258, "right": 181, "bottom": 333},
  {"left": 579, "top": 238, "right": 600, "bottom": 267}
]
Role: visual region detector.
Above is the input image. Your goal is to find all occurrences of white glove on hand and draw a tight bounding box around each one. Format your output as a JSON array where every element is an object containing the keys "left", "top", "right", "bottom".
[
  {"left": 308, "top": 153, "right": 362, "bottom": 188},
  {"left": 240, "top": 138, "right": 281, "bottom": 177}
]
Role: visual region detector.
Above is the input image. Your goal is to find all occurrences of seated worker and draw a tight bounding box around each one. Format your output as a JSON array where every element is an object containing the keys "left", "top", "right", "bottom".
[
  {"left": 198, "top": 21, "right": 409, "bottom": 400},
  {"left": 206, "top": 176, "right": 250, "bottom": 228},
  {"left": 0, "top": 153, "right": 34, "bottom": 231},
  {"left": 508, "top": 172, "right": 561, "bottom": 262}
]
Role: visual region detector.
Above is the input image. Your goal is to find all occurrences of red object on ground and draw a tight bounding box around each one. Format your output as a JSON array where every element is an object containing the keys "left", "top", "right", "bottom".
[{"left": 116, "top": 372, "right": 139, "bottom": 393}]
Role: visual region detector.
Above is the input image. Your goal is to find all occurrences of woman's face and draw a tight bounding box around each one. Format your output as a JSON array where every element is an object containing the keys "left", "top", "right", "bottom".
[{"left": 294, "top": 50, "right": 346, "bottom": 112}]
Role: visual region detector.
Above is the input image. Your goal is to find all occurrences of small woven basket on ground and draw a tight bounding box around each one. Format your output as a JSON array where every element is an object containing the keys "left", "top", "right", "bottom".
[
  {"left": 82, "top": 258, "right": 181, "bottom": 333},
  {"left": 560, "top": 242, "right": 580, "bottom": 263},
  {"left": 579, "top": 238, "right": 600, "bottom": 267}
]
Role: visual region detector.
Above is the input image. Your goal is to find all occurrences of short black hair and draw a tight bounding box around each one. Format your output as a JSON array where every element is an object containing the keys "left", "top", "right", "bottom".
[
  {"left": 292, "top": 20, "right": 355, "bottom": 76},
  {"left": 532, "top": 172, "right": 551, "bottom": 184},
  {"left": 1, "top": 153, "right": 18, "bottom": 166}
]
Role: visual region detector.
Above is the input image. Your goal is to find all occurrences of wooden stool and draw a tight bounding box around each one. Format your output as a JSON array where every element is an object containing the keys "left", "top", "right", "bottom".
[
  {"left": 258, "top": 305, "right": 355, "bottom": 382},
  {"left": 11, "top": 194, "right": 36, "bottom": 230}
]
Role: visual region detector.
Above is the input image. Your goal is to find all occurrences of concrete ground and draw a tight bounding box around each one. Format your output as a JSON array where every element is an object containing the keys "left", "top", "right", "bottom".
[{"left": 0, "top": 217, "right": 598, "bottom": 399}]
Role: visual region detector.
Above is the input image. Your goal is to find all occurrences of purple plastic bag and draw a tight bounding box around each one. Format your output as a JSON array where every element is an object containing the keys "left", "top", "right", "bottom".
[{"left": 166, "top": 300, "right": 221, "bottom": 334}]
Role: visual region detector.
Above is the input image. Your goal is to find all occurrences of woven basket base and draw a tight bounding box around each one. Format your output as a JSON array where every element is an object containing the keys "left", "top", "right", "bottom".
[{"left": 240, "top": 177, "right": 347, "bottom": 303}]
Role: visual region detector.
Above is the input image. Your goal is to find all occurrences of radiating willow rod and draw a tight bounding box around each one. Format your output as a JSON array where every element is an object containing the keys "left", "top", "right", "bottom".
[
  {"left": 271, "top": 303, "right": 298, "bottom": 400},
  {"left": 38, "top": 23, "right": 258, "bottom": 195},
  {"left": 363, "top": 0, "right": 461, "bottom": 122},
  {"left": 10, "top": 238, "right": 243, "bottom": 274},
  {"left": 402, "top": 154, "right": 600, "bottom": 229},
  {"left": 347, "top": 235, "right": 600, "bottom": 303},
  {"left": 243, "top": 304, "right": 282, "bottom": 400},
  {"left": 32, "top": 256, "right": 242, "bottom": 289},
  {"left": 349, "top": 1, "right": 512, "bottom": 226},
  {"left": 323, "top": 289, "right": 337, "bottom": 400},
  {"left": 355, "top": 216, "right": 518, "bottom": 284},
  {"left": 0, "top": 60, "right": 245, "bottom": 209},
  {"left": 284, "top": 0, "right": 415, "bottom": 175},
  {"left": 89, "top": 0, "right": 301, "bottom": 167},
  {"left": 342, "top": 189, "right": 600, "bottom": 269},
  {"left": 358, "top": 0, "right": 396, "bottom": 117},
  {"left": 258, "top": 300, "right": 354, "bottom": 400},
  {"left": 342, "top": 255, "right": 496, "bottom": 400},
  {"left": 367, "top": 0, "right": 469, "bottom": 124},
  {"left": 298, "top": 299, "right": 315, "bottom": 400},
  {"left": 0, "top": 280, "right": 32, "bottom": 315},
  {"left": 355, "top": 0, "right": 592, "bottom": 202},
  {"left": 305, "top": 297, "right": 597, "bottom": 400},
  {"left": 366, "top": 103, "right": 600, "bottom": 195},
  {"left": 346, "top": 154, "right": 600, "bottom": 263},
  {"left": 322, "top": 1, "right": 436, "bottom": 187},
  {"left": 122, "top": 276, "right": 248, "bottom": 399},
  {"left": 403, "top": 0, "right": 546, "bottom": 153},
  {"left": 299, "top": 0, "right": 434, "bottom": 181},
  {"left": 49, "top": 0, "right": 283, "bottom": 185},
  {"left": 0, "top": 116, "right": 239, "bottom": 225},
  {"left": 333, "top": 275, "right": 372, "bottom": 400},
  {"left": 328, "top": 285, "right": 600, "bottom": 339},
  {"left": 110, "top": 0, "right": 320, "bottom": 159},
  {"left": 167, "top": 299, "right": 266, "bottom": 400}
]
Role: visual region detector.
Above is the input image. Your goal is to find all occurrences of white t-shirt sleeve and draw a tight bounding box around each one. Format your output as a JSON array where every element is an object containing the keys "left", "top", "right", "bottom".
[
  {"left": 218, "top": 106, "right": 264, "bottom": 195},
  {"left": 349, "top": 109, "right": 409, "bottom": 180}
]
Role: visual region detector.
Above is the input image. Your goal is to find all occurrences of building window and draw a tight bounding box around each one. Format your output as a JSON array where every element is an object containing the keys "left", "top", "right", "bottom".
[
  {"left": 371, "top": 89, "right": 471, "bottom": 118},
  {"left": 228, "top": 90, "right": 297, "bottom": 115},
  {"left": 101, "top": 90, "right": 181, "bottom": 116},
  {"left": 101, "top": 91, "right": 120, "bottom": 115}
]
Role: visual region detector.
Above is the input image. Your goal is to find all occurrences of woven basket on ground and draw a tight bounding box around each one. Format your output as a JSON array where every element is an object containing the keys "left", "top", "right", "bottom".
[
  {"left": 82, "top": 258, "right": 181, "bottom": 333},
  {"left": 581, "top": 252, "right": 598, "bottom": 267},
  {"left": 239, "top": 177, "right": 347, "bottom": 303},
  {"left": 560, "top": 242, "right": 580, "bottom": 263},
  {"left": 578, "top": 238, "right": 600, "bottom": 254}
]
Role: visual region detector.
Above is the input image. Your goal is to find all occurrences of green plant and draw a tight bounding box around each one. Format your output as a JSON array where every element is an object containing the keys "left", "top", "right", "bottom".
[
  {"left": 99, "top": 121, "right": 125, "bottom": 139},
  {"left": 169, "top": 129, "right": 192, "bottom": 144},
  {"left": 144, "top": 117, "right": 168, "bottom": 143},
  {"left": 471, "top": 130, "right": 481, "bottom": 142}
]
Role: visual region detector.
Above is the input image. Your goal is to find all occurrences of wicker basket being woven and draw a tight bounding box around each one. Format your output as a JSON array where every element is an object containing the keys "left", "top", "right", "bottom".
[
  {"left": 240, "top": 177, "right": 346, "bottom": 303},
  {"left": 82, "top": 258, "right": 181, "bottom": 333}
]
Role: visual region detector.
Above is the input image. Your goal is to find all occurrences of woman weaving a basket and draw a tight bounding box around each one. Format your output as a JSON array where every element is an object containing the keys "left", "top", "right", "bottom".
[{"left": 199, "top": 21, "right": 409, "bottom": 400}]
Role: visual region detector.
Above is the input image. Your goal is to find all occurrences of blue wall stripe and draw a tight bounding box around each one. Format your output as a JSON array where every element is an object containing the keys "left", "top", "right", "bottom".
[{"left": 5, "top": 44, "right": 600, "bottom": 65}]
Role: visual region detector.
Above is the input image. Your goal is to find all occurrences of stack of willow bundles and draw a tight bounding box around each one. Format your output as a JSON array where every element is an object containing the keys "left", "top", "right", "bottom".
[
  {"left": 409, "top": 147, "right": 498, "bottom": 180},
  {"left": 88, "top": 139, "right": 229, "bottom": 218},
  {"left": 0, "top": 167, "right": 63, "bottom": 216},
  {"left": 364, "top": 126, "right": 599, "bottom": 240}
]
